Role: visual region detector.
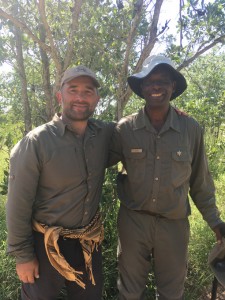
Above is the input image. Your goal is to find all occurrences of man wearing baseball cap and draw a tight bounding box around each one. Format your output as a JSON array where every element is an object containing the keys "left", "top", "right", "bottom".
[
  {"left": 109, "top": 55, "right": 225, "bottom": 299},
  {"left": 6, "top": 65, "right": 114, "bottom": 299}
]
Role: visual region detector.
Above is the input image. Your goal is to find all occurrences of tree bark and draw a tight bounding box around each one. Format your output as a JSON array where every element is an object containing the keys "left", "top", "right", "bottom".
[
  {"left": 13, "top": 3, "right": 32, "bottom": 134},
  {"left": 116, "top": 0, "right": 165, "bottom": 120},
  {"left": 39, "top": 23, "right": 55, "bottom": 121}
]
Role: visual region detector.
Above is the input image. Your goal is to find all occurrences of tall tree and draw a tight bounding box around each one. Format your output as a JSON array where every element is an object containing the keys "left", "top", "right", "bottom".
[
  {"left": 0, "top": 0, "right": 225, "bottom": 133},
  {"left": 12, "top": 1, "right": 32, "bottom": 133}
]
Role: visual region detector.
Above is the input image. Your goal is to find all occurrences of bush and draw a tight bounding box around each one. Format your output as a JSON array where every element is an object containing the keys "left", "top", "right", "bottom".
[
  {"left": 0, "top": 173, "right": 224, "bottom": 299},
  {"left": 0, "top": 195, "right": 21, "bottom": 300}
]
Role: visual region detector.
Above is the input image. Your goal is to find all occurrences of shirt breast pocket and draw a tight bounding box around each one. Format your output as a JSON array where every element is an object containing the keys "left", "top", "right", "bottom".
[
  {"left": 171, "top": 150, "right": 192, "bottom": 188},
  {"left": 123, "top": 150, "right": 146, "bottom": 183}
]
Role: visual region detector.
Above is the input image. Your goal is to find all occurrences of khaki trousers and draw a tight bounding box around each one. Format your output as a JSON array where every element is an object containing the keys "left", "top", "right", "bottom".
[{"left": 117, "top": 205, "right": 190, "bottom": 300}]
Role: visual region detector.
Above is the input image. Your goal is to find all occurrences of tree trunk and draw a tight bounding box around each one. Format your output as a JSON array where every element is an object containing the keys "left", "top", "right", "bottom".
[
  {"left": 39, "top": 23, "right": 55, "bottom": 121},
  {"left": 13, "top": 3, "right": 32, "bottom": 134}
]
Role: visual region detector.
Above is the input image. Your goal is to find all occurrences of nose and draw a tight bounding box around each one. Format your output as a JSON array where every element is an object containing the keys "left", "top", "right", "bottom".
[{"left": 74, "top": 91, "right": 87, "bottom": 100}]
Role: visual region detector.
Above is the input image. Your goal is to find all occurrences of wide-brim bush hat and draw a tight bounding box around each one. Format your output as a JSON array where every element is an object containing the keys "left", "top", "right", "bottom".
[
  {"left": 208, "top": 237, "right": 225, "bottom": 287},
  {"left": 60, "top": 66, "right": 100, "bottom": 88},
  {"left": 127, "top": 55, "right": 187, "bottom": 100}
]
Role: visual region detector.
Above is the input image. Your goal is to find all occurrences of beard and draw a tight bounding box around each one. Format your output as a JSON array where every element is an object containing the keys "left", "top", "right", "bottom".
[{"left": 63, "top": 106, "right": 94, "bottom": 121}]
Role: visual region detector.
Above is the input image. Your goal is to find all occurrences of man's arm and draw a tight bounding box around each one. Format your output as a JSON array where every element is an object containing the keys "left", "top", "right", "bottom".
[
  {"left": 189, "top": 124, "right": 224, "bottom": 241},
  {"left": 107, "top": 125, "right": 123, "bottom": 167},
  {"left": 6, "top": 135, "right": 41, "bottom": 280}
]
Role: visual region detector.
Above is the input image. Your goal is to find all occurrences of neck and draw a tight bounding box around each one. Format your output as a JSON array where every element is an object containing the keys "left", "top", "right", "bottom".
[
  {"left": 61, "top": 115, "right": 87, "bottom": 136},
  {"left": 145, "top": 105, "right": 170, "bottom": 131}
]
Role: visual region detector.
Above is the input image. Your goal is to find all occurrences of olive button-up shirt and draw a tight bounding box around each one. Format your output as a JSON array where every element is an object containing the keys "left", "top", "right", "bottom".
[
  {"left": 109, "top": 107, "right": 222, "bottom": 229},
  {"left": 6, "top": 114, "right": 114, "bottom": 263}
]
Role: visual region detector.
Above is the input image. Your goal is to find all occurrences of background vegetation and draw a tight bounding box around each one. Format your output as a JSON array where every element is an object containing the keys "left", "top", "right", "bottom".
[{"left": 0, "top": 0, "right": 225, "bottom": 299}]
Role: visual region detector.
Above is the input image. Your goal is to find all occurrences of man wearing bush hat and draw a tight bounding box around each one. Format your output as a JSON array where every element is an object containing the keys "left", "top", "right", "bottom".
[
  {"left": 6, "top": 65, "right": 114, "bottom": 300},
  {"left": 109, "top": 55, "right": 225, "bottom": 300}
]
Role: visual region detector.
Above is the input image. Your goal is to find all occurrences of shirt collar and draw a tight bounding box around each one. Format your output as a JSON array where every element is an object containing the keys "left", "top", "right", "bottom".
[
  {"left": 162, "top": 106, "right": 181, "bottom": 133},
  {"left": 51, "top": 113, "right": 102, "bottom": 137},
  {"left": 132, "top": 106, "right": 181, "bottom": 133}
]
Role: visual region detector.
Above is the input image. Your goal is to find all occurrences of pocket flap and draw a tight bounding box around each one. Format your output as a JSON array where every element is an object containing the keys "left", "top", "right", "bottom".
[{"left": 172, "top": 150, "right": 191, "bottom": 162}]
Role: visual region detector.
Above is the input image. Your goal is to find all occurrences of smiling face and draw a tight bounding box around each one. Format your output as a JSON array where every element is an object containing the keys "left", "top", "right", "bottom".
[
  {"left": 141, "top": 66, "right": 176, "bottom": 111},
  {"left": 56, "top": 76, "right": 100, "bottom": 123}
]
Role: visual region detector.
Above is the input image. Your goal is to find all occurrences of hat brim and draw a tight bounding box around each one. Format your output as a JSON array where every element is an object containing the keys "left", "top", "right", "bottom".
[
  {"left": 128, "top": 64, "right": 187, "bottom": 100},
  {"left": 208, "top": 238, "right": 225, "bottom": 287}
]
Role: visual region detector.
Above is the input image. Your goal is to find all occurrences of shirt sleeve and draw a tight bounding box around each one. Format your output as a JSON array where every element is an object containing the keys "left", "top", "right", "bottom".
[
  {"left": 107, "top": 125, "right": 123, "bottom": 167},
  {"left": 189, "top": 125, "right": 222, "bottom": 229},
  {"left": 6, "top": 135, "right": 41, "bottom": 263}
]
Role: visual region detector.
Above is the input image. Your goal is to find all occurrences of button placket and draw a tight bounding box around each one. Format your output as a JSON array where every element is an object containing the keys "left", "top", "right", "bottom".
[{"left": 151, "top": 134, "right": 161, "bottom": 207}]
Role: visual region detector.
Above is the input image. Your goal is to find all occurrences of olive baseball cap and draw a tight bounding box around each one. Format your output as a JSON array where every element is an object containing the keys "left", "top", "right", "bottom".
[
  {"left": 208, "top": 237, "right": 225, "bottom": 287},
  {"left": 127, "top": 55, "right": 187, "bottom": 100},
  {"left": 60, "top": 66, "right": 100, "bottom": 88}
]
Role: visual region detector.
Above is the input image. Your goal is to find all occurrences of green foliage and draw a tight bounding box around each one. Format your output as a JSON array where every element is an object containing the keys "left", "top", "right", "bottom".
[
  {"left": 1, "top": 1, "right": 225, "bottom": 298},
  {"left": 0, "top": 195, "right": 21, "bottom": 300},
  {"left": 0, "top": 113, "right": 23, "bottom": 195},
  {"left": 0, "top": 169, "right": 9, "bottom": 195},
  {"left": 123, "top": 94, "right": 145, "bottom": 117},
  {"left": 173, "top": 49, "right": 225, "bottom": 177},
  {"left": 1, "top": 174, "right": 225, "bottom": 299},
  {"left": 204, "top": 128, "right": 225, "bottom": 178},
  {"left": 186, "top": 173, "right": 225, "bottom": 299},
  {"left": 165, "top": 0, "right": 225, "bottom": 64},
  {"left": 101, "top": 168, "right": 119, "bottom": 299}
]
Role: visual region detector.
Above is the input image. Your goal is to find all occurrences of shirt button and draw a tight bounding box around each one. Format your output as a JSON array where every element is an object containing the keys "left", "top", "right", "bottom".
[
  {"left": 155, "top": 177, "right": 159, "bottom": 181},
  {"left": 86, "top": 198, "right": 89, "bottom": 202},
  {"left": 84, "top": 211, "right": 88, "bottom": 215},
  {"left": 156, "top": 156, "right": 160, "bottom": 160},
  {"left": 152, "top": 199, "right": 156, "bottom": 202},
  {"left": 157, "top": 135, "right": 160, "bottom": 139}
]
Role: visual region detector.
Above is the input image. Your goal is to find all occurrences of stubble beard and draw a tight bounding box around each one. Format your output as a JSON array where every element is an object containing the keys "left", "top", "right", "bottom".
[{"left": 63, "top": 106, "right": 95, "bottom": 122}]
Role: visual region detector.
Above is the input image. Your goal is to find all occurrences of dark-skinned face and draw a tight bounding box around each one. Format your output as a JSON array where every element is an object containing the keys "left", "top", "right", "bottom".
[{"left": 141, "top": 66, "right": 176, "bottom": 110}]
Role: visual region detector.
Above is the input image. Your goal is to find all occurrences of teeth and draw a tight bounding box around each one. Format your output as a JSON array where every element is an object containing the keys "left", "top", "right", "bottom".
[{"left": 151, "top": 93, "right": 162, "bottom": 96}]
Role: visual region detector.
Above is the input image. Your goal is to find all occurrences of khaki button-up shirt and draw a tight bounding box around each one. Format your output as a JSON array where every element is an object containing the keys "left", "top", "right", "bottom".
[
  {"left": 109, "top": 107, "right": 221, "bottom": 228},
  {"left": 6, "top": 114, "right": 114, "bottom": 263}
]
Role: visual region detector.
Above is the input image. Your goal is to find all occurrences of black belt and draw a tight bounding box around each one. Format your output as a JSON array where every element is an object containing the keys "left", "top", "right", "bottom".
[{"left": 136, "top": 210, "right": 165, "bottom": 218}]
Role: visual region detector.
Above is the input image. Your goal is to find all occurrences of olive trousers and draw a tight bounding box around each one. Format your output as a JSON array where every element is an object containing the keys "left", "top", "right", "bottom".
[{"left": 117, "top": 205, "right": 190, "bottom": 300}]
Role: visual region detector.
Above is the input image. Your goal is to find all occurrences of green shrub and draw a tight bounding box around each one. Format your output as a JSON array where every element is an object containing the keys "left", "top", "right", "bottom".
[
  {"left": 0, "top": 173, "right": 224, "bottom": 299},
  {"left": 0, "top": 195, "right": 21, "bottom": 300}
]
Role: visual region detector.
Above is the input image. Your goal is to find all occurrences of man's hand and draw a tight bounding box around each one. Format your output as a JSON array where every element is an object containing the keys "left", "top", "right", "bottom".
[
  {"left": 213, "top": 222, "right": 225, "bottom": 244},
  {"left": 16, "top": 257, "right": 39, "bottom": 283}
]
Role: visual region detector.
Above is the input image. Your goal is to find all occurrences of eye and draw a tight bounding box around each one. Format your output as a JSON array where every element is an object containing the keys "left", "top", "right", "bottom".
[
  {"left": 85, "top": 89, "right": 94, "bottom": 96},
  {"left": 69, "top": 88, "right": 77, "bottom": 93}
]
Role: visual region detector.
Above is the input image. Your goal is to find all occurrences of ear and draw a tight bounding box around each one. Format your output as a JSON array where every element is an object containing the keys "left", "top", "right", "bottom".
[
  {"left": 172, "top": 81, "right": 176, "bottom": 94},
  {"left": 56, "top": 91, "right": 62, "bottom": 105},
  {"left": 96, "top": 94, "right": 100, "bottom": 103}
]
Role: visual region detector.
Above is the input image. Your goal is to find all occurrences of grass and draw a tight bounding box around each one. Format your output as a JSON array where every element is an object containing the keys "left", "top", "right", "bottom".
[
  {"left": 0, "top": 174, "right": 224, "bottom": 299},
  {"left": 0, "top": 195, "right": 21, "bottom": 300},
  {"left": 185, "top": 174, "right": 225, "bottom": 299}
]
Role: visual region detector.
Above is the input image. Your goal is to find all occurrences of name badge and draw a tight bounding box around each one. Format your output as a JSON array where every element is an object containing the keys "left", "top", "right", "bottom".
[{"left": 131, "top": 148, "right": 143, "bottom": 153}]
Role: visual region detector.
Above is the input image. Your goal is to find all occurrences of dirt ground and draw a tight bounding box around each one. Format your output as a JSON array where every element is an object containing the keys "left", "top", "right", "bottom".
[{"left": 199, "top": 284, "right": 225, "bottom": 300}]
